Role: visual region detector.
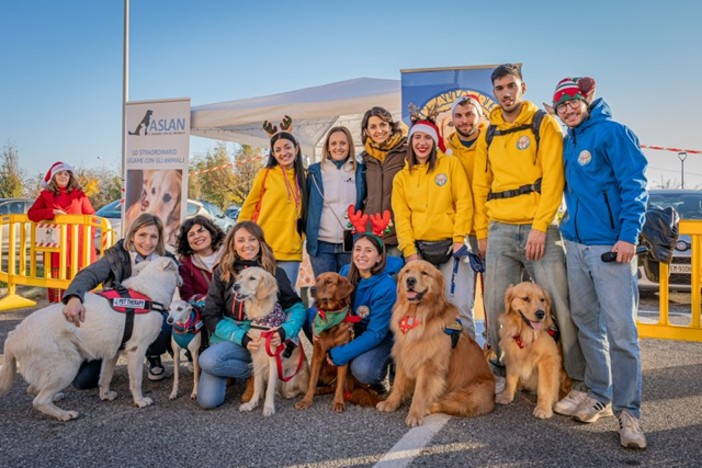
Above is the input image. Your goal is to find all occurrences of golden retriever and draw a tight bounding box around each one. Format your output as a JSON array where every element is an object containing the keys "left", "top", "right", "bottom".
[
  {"left": 376, "top": 260, "right": 495, "bottom": 427},
  {"left": 295, "top": 273, "right": 383, "bottom": 413},
  {"left": 235, "top": 267, "right": 309, "bottom": 416},
  {"left": 495, "top": 282, "right": 572, "bottom": 419}
]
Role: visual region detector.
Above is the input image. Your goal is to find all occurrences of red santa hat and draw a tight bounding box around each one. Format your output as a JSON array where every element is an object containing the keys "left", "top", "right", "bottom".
[
  {"left": 408, "top": 119, "right": 446, "bottom": 153},
  {"left": 41, "top": 161, "right": 75, "bottom": 188}
]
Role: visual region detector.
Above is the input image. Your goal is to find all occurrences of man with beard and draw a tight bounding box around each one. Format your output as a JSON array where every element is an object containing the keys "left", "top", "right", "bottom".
[
  {"left": 446, "top": 94, "right": 487, "bottom": 253},
  {"left": 472, "top": 64, "right": 586, "bottom": 412}
]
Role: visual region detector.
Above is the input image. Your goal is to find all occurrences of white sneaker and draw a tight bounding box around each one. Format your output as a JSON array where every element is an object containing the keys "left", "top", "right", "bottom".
[
  {"left": 618, "top": 411, "right": 647, "bottom": 449},
  {"left": 572, "top": 396, "right": 613, "bottom": 423},
  {"left": 554, "top": 390, "right": 587, "bottom": 416}
]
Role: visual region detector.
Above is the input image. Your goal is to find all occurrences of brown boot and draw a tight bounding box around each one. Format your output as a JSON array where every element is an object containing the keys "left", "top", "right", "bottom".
[{"left": 241, "top": 376, "right": 255, "bottom": 403}]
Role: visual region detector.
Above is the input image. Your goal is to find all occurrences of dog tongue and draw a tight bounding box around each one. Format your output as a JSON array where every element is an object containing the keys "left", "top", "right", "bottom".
[
  {"left": 531, "top": 321, "right": 543, "bottom": 331},
  {"left": 406, "top": 291, "right": 418, "bottom": 300}
]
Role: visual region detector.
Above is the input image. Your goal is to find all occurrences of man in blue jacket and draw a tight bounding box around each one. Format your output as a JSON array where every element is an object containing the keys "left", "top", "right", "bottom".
[{"left": 553, "top": 77, "right": 648, "bottom": 449}]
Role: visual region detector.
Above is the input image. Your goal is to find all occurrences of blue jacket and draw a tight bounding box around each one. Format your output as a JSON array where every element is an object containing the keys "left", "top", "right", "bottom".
[
  {"left": 559, "top": 98, "right": 648, "bottom": 245},
  {"left": 305, "top": 160, "right": 366, "bottom": 256},
  {"left": 327, "top": 256, "right": 402, "bottom": 366}
]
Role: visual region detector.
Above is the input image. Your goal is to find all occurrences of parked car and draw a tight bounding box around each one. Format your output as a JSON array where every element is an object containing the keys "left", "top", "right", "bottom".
[
  {"left": 0, "top": 198, "right": 33, "bottom": 216},
  {"left": 225, "top": 205, "right": 240, "bottom": 221},
  {"left": 638, "top": 189, "right": 702, "bottom": 293},
  {"left": 95, "top": 198, "right": 233, "bottom": 248}
]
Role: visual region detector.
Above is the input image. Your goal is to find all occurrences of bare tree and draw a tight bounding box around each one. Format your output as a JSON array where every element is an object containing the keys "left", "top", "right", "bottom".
[{"left": 0, "top": 141, "right": 24, "bottom": 198}]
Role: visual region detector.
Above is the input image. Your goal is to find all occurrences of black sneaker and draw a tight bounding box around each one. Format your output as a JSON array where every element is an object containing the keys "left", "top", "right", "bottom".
[{"left": 147, "top": 356, "right": 166, "bottom": 381}]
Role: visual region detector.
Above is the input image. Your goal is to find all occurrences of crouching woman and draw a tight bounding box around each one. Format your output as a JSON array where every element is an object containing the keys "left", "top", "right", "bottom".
[{"left": 198, "top": 221, "right": 306, "bottom": 409}]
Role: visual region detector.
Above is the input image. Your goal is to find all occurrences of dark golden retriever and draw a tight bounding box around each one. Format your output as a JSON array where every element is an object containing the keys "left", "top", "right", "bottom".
[
  {"left": 296, "top": 272, "right": 383, "bottom": 412},
  {"left": 495, "top": 282, "right": 571, "bottom": 419},
  {"left": 376, "top": 260, "right": 495, "bottom": 427}
]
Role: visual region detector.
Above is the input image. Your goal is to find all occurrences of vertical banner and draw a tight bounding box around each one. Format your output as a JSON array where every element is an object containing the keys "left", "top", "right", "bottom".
[
  {"left": 401, "top": 65, "right": 501, "bottom": 140},
  {"left": 124, "top": 98, "right": 190, "bottom": 247}
]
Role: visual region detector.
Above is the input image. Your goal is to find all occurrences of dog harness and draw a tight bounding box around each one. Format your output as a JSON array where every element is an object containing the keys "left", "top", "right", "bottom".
[
  {"left": 443, "top": 318, "right": 463, "bottom": 349},
  {"left": 97, "top": 285, "right": 166, "bottom": 349},
  {"left": 172, "top": 307, "right": 204, "bottom": 349},
  {"left": 312, "top": 306, "right": 361, "bottom": 337}
]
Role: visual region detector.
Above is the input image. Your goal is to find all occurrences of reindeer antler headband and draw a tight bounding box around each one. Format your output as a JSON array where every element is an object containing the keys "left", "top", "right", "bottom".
[
  {"left": 263, "top": 115, "right": 295, "bottom": 140},
  {"left": 407, "top": 103, "right": 446, "bottom": 153}
]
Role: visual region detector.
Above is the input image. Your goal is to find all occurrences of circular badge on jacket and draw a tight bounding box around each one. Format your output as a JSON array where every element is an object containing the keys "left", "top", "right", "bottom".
[
  {"left": 578, "top": 150, "right": 592, "bottom": 166},
  {"left": 516, "top": 136, "right": 531, "bottom": 150},
  {"left": 356, "top": 305, "right": 370, "bottom": 318},
  {"left": 435, "top": 173, "right": 448, "bottom": 186}
]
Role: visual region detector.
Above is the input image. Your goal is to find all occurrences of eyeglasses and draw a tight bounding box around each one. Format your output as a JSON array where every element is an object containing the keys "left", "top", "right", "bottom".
[{"left": 556, "top": 99, "right": 583, "bottom": 113}]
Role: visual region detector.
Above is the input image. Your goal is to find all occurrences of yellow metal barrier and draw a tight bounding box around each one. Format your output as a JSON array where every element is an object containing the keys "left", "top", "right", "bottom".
[
  {"left": 637, "top": 219, "right": 702, "bottom": 341},
  {"left": 0, "top": 214, "right": 115, "bottom": 311}
]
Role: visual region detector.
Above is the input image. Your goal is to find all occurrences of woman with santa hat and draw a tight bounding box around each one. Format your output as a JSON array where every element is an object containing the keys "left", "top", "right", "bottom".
[
  {"left": 28, "top": 161, "right": 95, "bottom": 302},
  {"left": 391, "top": 112, "right": 476, "bottom": 340}
]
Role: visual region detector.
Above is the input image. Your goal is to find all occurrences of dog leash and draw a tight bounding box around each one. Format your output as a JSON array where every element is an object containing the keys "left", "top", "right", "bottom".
[{"left": 260, "top": 329, "right": 306, "bottom": 383}]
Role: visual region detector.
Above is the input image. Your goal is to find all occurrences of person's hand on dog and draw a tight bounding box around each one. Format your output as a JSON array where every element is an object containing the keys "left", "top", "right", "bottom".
[
  {"left": 270, "top": 329, "right": 283, "bottom": 348},
  {"left": 406, "top": 254, "right": 421, "bottom": 262},
  {"left": 63, "top": 297, "right": 85, "bottom": 327},
  {"left": 611, "top": 240, "right": 636, "bottom": 263},
  {"left": 525, "top": 229, "right": 546, "bottom": 261},
  {"left": 245, "top": 334, "right": 260, "bottom": 352}
]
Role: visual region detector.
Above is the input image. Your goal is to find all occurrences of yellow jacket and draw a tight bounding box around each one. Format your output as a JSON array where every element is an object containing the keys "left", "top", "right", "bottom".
[
  {"left": 239, "top": 166, "right": 304, "bottom": 261},
  {"left": 392, "top": 153, "right": 473, "bottom": 258},
  {"left": 446, "top": 121, "right": 488, "bottom": 236},
  {"left": 472, "top": 101, "right": 564, "bottom": 239}
]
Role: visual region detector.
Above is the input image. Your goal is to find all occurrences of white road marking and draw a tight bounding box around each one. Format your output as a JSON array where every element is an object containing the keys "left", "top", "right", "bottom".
[{"left": 373, "top": 413, "right": 451, "bottom": 468}]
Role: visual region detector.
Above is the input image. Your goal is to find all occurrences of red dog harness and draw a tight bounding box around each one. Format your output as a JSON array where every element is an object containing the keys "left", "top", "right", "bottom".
[{"left": 97, "top": 285, "right": 166, "bottom": 349}]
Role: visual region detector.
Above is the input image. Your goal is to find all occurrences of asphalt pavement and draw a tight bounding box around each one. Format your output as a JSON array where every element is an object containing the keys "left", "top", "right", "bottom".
[{"left": 1, "top": 297, "right": 701, "bottom": 468}]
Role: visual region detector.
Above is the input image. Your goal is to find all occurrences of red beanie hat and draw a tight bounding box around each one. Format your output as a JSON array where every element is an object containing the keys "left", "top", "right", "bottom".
[{"left": 41, "top": 161, "right": 75, "bottom": 188}]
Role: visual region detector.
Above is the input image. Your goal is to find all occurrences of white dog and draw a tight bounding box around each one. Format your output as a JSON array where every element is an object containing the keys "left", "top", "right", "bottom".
[
  {"left": 235, "top": 267, "right": 309, "bottom": 417},
  {"left": 0, "top": 257, "right": 181, "bottom": 421},
  {"left": 167, "top": 299, "right": 203, "bottom": 401}
]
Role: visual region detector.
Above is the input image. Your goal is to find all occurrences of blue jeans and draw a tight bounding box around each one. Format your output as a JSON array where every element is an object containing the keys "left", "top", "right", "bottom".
[
  {"left": 309, "top": 241, "right": 351, "bottom": 276},
  {"left": 484, "top": 223, "right": 585, "bottom": 382},
  {"left": 197, "top": 341, "right": 252, "bottom": 409},
  {"left": 565, "top": 240, "right": 642, "bottom": 418},
  {"left": 438, "top": 257, "right": 476, "bottom": 340},
  {"left": 277, "top": 261, "right": 300, "bottom": 289}
]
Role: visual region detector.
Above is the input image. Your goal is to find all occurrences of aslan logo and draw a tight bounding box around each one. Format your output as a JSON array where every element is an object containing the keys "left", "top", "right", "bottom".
[{"left": 129, "top": 109, "right": 186, "bottom": 136}]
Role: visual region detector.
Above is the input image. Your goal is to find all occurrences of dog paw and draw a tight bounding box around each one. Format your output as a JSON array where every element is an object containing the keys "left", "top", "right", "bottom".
[
  {"left": 57, "top": 410, "right": 79, "bottom": 422},
  {"left": 376, "top": 400, "right": 398, "bottom": 412},
  {"left": 100, "top": 390, "right": 118, "bottom": 401},
  {"left": 294, "top": 399, "right": 312, "bottom": 410},
  {"left": 134, "top": 397, "right": 153, "bottom": 408},
  {"left": 239, "top": 401, "right": 257, "bottom": 412},
  {"left": 263, "top": 405, "right": 275, "bottom": 417},
  {"left": 169, "top": 392, "right": 178, "bottom": 400},
  {"left": 495, "top": 391, "right": 513, "bottom": 405},
  {"left": 533, "top": 406, "right": 553, "bottom": 419},
  {"left": 332, "top": 401, "right": 346, "bottom": 413},
  {"left": 406, "top": 413, "right": 424, "bottom": 427}
]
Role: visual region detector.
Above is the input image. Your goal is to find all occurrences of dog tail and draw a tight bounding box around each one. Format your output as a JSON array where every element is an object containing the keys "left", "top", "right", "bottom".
[
  {"left": 431, "top": 382, "right": 495, "bottom": 417},
  {"left": 0, "top": 344, "right": 18, "bottom": 397}
]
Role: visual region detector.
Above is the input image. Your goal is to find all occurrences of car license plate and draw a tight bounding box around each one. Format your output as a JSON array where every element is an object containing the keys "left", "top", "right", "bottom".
[{"left": 670, "top": 264, "right": 691, "bottom": 274}]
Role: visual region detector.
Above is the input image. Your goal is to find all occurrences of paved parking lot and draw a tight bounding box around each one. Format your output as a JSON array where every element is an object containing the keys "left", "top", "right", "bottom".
[{"left": 1, "top": 296, "right": 701, "bottom": 467}]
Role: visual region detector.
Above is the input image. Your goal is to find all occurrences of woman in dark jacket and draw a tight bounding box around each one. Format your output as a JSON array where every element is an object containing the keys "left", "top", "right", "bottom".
[
  {"left": 198, "top": 221, "right": 306, "bottom": 409},
  {"left": 359, "top": 107, "right": 407, "bottom": 255},
  {"left": 62, "top": 213, "right": 177, "bottom": 387}
]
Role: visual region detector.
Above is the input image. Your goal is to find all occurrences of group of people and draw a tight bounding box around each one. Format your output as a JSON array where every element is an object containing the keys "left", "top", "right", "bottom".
[{"left": 50, "top": 63, "right": 647, "bottom": 450}]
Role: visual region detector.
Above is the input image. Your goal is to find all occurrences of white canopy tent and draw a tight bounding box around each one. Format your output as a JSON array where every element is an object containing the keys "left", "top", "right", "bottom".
[{"left": 190, "top": 77, "right": 401, "bottom": 162}]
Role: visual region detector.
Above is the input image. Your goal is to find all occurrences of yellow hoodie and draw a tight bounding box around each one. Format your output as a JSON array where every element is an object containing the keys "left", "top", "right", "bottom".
[
  {"left": 392, "top": 153, "right": 473, "bottom": 258},
  {"left": 446, "top": 121, "right": 488, "bottom": 236},
  {"left": 239, "top": 166, "right": 303, "bottom": 261},
  {"left": 472, "top": 101, "right": 564, "bottom": 239}
]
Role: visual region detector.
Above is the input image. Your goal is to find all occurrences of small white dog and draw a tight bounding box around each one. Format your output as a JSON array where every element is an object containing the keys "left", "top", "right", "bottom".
[
  {"left": 235, "top": 267, "right": 309, "bottom": 417},
  {"left": 167, "top": 299, "right": 203, "bottom": 400},
  {"left": 0, "top": 257, "right": 181, "bottom": 421}
]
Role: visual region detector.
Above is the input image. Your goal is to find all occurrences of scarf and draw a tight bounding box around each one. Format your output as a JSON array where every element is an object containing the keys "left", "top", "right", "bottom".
[
  {"left": 363, "top": 133, "right": 405, "bottom": 163},
  {"left": 312, "top": 306, "right": 353, "bottom": 337}
]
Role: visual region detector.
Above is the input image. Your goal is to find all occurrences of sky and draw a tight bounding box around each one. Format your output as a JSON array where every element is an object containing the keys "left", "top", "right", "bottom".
[{"left": 1, "top": 0, "right": 701, "bottom": 188}]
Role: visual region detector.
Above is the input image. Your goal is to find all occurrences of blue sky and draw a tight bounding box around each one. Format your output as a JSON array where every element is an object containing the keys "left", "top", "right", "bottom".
[{"left": 1, "top": 0, "right": 701, "bottom": 187}]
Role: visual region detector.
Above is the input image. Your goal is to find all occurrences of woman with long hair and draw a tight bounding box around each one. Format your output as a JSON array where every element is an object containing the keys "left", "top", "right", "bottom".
[
  {"left": 238, "top": 117, "right": 307, "bottom": 287},
  {"left": 197, "top": 221, "right": 306, "bottom": 409},
  {"left": 306, "top": 126, "right": 365, "bottom": 276}
]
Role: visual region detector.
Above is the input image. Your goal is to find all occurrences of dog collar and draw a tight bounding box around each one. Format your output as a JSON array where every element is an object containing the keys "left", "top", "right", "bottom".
[
  {"left": 512, "top": 334, "right": 526, "bottom": 349},
  {"left": 173, "top": 309, "right": 204, "bottom": 335},
  {"left": 312, "top": 306, "right": 359, "bottom": 337},
  {"left": 398, "top": 315, "right": 421, "bottom": 334}
]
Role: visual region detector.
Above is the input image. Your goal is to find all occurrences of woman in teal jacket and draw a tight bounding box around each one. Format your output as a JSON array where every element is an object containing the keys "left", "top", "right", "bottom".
[{"left": 198, "top": 221, "right": 306, "bottom": 409}]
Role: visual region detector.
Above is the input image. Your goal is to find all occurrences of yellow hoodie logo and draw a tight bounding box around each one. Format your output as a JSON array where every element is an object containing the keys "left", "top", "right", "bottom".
[
  {"left": 435, "top": 173, "right": 448, "bottom": 186},
  {"left": 517, "top": 136, "right": 531, "bottom": 150}
]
